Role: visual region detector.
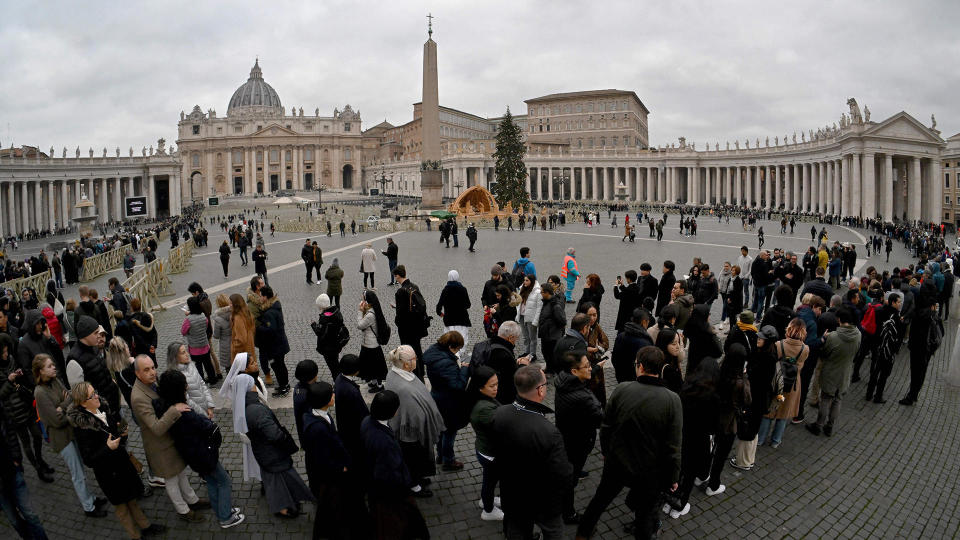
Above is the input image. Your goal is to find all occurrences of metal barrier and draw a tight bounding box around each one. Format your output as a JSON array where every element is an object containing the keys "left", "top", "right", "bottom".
[
  {"left": 1, "top": 270, "right": 53, "bottom": 298},
  {"left": 79, "top": 248, "right": 127, "bottom": 282},
  {"left": 165, "top": 239, "right": 195, "bottom": 274},
  {"left": 120, "top": 258, "right": 172, "bottom": 313}
]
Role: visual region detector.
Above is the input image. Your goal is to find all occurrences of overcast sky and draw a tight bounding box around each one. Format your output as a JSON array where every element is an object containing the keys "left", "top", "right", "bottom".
[{"left": 2, "top": 1, "right": 957, "bottom": 153}]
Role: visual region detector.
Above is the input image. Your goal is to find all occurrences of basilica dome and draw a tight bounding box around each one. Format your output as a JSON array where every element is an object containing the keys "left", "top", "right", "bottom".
[{"left": 227, "top": 59, "right": 283, "bottom": 116}]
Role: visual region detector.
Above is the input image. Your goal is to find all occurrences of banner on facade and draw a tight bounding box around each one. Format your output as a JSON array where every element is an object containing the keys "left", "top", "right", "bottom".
[{"left": 208, "top": 196, "right": 220, "bottom": 206}]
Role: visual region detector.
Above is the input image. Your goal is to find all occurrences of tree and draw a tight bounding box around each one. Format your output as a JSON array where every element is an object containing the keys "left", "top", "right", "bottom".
[{"left": 492, "top": 108, "right": 528, "bottom": 209}]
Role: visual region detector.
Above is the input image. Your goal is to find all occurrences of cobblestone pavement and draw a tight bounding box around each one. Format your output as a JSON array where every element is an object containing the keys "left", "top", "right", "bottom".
[{"left": 6, "top": 215, "right": 959, "bottom": 539}]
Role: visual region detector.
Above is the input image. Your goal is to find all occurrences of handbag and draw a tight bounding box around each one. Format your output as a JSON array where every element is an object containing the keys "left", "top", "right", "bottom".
[{"left": 128, "top": 451, "right": 144, "bottom": 474}]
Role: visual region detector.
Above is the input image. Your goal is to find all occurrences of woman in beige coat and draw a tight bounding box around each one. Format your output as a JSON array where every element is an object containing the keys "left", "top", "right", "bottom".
[
  {"left": 229, "top": 294, "right": 256, "bottom": 364},
  {"left": 757, "top": 318, "right": 809, "bottom": 448}
]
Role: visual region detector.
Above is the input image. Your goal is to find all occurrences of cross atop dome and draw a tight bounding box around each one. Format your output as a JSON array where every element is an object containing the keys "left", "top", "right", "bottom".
[{"left": 249, "top": 58, "right": 263, "bottom": 80}]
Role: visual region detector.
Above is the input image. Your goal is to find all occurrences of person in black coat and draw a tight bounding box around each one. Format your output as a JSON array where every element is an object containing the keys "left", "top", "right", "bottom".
[
  {"left": 302, "top": 382, "right": 364, "bottom": 539},
  {"left": 255, "top": 287, "right": 291, "bottom": 397},
  {"left": 67, "top": 316, "right": 121, "bottom": 415},
  {"left": 422, "top": 332, "right": 469, "bottom": 470},
  {"left": 292, "top": 360, "right": 318, "bottom": 442},
  {"left": 683, "top": 304, "right": 724, "bottom": 377},
  {"left": 537, "top": 283, "right": 567, "bottom": 373},
  {"left": 611, "top": 308, "right": 654, "bottom": 383},
  {"left": 613, "top": 270, "right": 642, "bottom": 332},
  {"left": 154, "top": 370, "right": 242, "bottom": 527},
  {"left": 480, "top": 322, "right": 530, "bottom": 405},
  {"left": 492, "top": 285, "right": 517, "bottom": 330},
  {"left": 333, "top": 355, "right": 369, "bottom": 461},
  {"left": 576, "top": 274, "right": 605, "bottom": 316},
  {"left": 218, "top": 241, "right": 231, "bottom": 278},
  {"left": 673, "top": 356, "right": 720, "bottom": 515},
  {"left": 759, "top": 285, "right": 797, "bottom": 339},
  {"left": 656, "top": 261, "right": 677, "bottom": 316},
  {"left": 361, "top": 391, "right": 428, "bottom": 539},
  {"left": 436, "top": 270, "right": 472, "bottom": 330},
  {"left": 252, "top": 244, "right": 268, "bottom": 285},
  {"left": 312, "top": 294, "right": 348, "bottom": 380},
  {"left": 554, "top": 352, "right": 602, "bottom": 524},
  {"left": 637, "top": 263, "right": 659, "bottom": 305},
  {"left": 727, "top": 266, "right": 744, "bottom": 320},
  {"left": 492, "top": 366, "right": 573, "bottom": 539},
  {"left": 68, "top": 382, "right": 164, "bottom": 538}
]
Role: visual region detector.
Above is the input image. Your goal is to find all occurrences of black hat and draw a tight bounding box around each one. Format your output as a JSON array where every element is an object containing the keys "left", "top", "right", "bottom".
[
  {"left": 294, "top": 360, "right": 319, "bottom": 384},
  {"left": 370, "top": 390, "right": 400, "bottom": 421},
  {"left": 306, "top": 382, "right": 334, "bottom": 409},
  {"left": 76, "top": 315, "right": 103, "bottom": 340}
]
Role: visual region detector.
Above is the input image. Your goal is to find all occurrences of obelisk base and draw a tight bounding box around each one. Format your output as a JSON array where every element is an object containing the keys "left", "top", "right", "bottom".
[{"left": 421, "top": 169, "right": 444, "bottom": 209}]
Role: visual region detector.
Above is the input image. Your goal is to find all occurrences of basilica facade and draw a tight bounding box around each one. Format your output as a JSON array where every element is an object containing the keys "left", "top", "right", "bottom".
[{"left": 175, "top": 60, "right": 364, "bottom": 198}]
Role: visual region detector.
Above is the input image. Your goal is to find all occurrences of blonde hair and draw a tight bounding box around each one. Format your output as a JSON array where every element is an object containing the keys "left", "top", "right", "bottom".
[
  {"left": 785, "top": 318, "right": 807, "bottom": 341},
  {"left": 106, "top": 337, "right": 131, "bottom": 373},
  {"left": 216, "top": 293, "right": 230, "bottom": 308},
  {"left": 70, "top": 381, "right": 94, "bottom": 408}
]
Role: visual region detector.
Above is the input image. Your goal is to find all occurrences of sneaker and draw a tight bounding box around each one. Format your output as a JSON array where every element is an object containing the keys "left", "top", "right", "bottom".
[
  {"left": 669, "top": 503, "right": 691, "bottom": 519},
  {"left": 480, "top": 507, "right": 505, "bottom": 521},
  {"left": 272, "top": 385, "right": 291, "bottom": 397},
  {"left": 189, "top": 498, "right": 211, "bottom": 510},
  {"left": 662, "top": 503, "right": 672, "bottom": 514},
  {"left": 705, "top": 485, "right": 726, "bottom": 496},
  {"left": 693, "top": 476, "right": 709, "bottom": 487},
  {"left": 178, "top": 510, "right": 205, "bottom": 523},
  {"left": 770, "top": 441, "right": 781, "bottom": 449},
  {"left": 791, "top": 416, "right": 804, "bottom": 425},
  {"left": 477, "top": 497, "right": 501, "bottom": 509},
  {"left": 898, "top": 397, "right": 915, "bottom": 406},
  {"left": 805, "top": 423, "right": 821, "bottom": 436},
  {"left": 728, "top": 457, "right": 752, "bottom": 471},
  {"left": 84, "top": 507, "right": 108, "bottom": 518},
  {"left": 220, "top": 512, "right": 245, "bottom": 529}
]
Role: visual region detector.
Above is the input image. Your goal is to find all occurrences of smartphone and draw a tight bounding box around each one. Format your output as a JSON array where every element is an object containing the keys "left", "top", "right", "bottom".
[{"left": 616, "top": 275, "right": 621, "bottom": 281}]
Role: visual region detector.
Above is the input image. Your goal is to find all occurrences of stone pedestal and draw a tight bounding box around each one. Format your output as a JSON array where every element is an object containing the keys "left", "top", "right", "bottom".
[
  {"left": 421, "top": 169, "right": 443, "bottom": 209},
  {"left": 73, "top": 197, "right": 98, "bottom": 236}
]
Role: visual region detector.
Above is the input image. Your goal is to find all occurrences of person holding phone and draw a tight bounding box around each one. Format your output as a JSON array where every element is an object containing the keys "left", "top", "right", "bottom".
[{"left": 69, "top": 381, "right": 166, "bottom": 539}]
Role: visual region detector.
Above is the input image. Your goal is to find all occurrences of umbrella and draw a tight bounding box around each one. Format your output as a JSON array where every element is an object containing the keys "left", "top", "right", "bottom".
[{"left": 430, "top": 210, "right": 456, "bottom": 219}]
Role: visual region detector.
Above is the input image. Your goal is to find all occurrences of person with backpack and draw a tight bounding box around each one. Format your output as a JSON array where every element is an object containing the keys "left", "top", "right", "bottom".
[
  {"left": 704, "top": 343, "right": 751, "bottom": 498},
  {"left": 757, "top": 318, "right": 808, "bottom": 448},
  {"left": 538, "top": 282, "right": 567, "bottom": 374},
  {"left": 866, "top": 293, "right": 904, "bottom": 404},
  {"left": 805, "top": 307, "right": 861, "bottom": 437},
  {"left": 107, "top": 277, "right": 132, "bottom": 318},
  {"left": 511, "top": 247, "right": 537, "bottom": 289},
  {"left": 466, "top": 223, "right": 478, "bottom": 252},
  {"left": 358, "top": 289, "right": 390, "bottom": 394},
  {"left": 851, "top": 288, "right": 884, "bottom": 384},
  {"left": 792, "top": 294, "right": 824, "bottom": 424},
  {"left": 393, "top": 265, "right": 430, "bottom": 381},
  {"left": 471, "top": 321, "right": 531, "bottom": 405},
  {"left": 155, "top": 370, "right": 245, "bottom": 529},
  {"left": 732, "top": 326, "right": 782, "bottom": 471},
  {"left": 422, "top": 331, "right": 469, "bottom": 472},
  {"left": 899, "top": 301, "right": 943, "bottom": 406},
  {"left": 436, "top": 269, "right": 471, "bottom": 348},
  {"left": 311, "top": 294, "right": 349, "bottom": 380}
]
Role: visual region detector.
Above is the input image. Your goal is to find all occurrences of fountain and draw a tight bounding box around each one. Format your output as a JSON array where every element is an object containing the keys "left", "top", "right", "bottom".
[
  {"left": 73, "top": 187, "right": 99, "bottom": 236},
  {"left": 615, "top": 180, "right": 628, "bottom": 202}
]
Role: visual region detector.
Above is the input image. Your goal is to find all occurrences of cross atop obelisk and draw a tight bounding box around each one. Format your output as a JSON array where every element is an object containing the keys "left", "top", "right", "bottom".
[{"left": 427, "top": 13, "right": 434, "bottom": 38}]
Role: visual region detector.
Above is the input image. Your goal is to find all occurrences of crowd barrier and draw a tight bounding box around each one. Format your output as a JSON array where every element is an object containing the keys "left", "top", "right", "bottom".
[
  {"left": 120, "top": 258, "right": 172, "bottom": 313},
  {"left": 1, "top": 270, "right": 52, "bottom": 298},
  {"left": 165, "top": 239, "right": 195, "bottom": 274}
]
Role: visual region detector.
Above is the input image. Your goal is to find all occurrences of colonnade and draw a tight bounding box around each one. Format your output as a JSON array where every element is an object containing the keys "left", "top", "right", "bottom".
[{"left": 526, "top": 152, "right": 941, "bottom": 222}]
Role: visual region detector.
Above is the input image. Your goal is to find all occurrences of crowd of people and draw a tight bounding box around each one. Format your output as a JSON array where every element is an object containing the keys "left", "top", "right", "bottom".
[{"left": 0, "top": 200, "right": 957, "bottom": 540}]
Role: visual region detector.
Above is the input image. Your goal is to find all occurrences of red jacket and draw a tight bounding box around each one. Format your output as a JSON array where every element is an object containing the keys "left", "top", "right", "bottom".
[{"left": 41, "top": 306, "right": 64, "bottom": 348}]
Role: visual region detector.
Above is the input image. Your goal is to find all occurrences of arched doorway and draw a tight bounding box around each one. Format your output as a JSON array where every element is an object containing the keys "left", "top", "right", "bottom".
[
  {"left": 234, "top": 176, "right": 243, "bottom": 194},
  {"left": 270, "top": 174, "right": 279, "bottom": 192},
  {"left": 286, "top": 179, "right": 292, "bottom": 190},
  {"left": 304, "top": 173, "right": 314, "bottom": 190},
  {"left": 342, "top": 165, "right": 353, "bottom": 189},
  {"left": 257, "top": 181, "right": 264, "bottom": 194},
  {"left": 190, "top": 172, "right": 203, "bottom": 201}
]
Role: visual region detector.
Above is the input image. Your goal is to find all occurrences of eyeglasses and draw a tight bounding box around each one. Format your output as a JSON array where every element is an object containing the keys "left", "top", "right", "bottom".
[
  {"left": 536, "top": 382, "right": 548, "bottom": 391},
  {"left": 84, "top": 392, "right": 99, "bottom": 402}
]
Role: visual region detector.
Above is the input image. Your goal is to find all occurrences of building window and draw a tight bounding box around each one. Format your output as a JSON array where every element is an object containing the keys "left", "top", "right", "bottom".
[
  {"left": 270, "top": 150, "right": 278, "bottom": 162},
  {"left": 192, "top": 154, "right": 200, "bottom": 167},
  {"left": 257, "top": 125, "right": 262, "bottom": 131},
  {"left": 324, "top": 125, "right": 329, "bottom": 132},
  {"left": 234, "top": 126, "right": 243, "bottom": 133},
  {"left": 286, "top": 125, "right": 292, "bottom": 130},
  {"left": 344, "top": 149, "right": 351, "bottom": 160},
  {"left": 344, "top": 123, "right": 351, "bottom": 132},
  {"left": 285, "top": 150, "right": 292, "bottom": 162},
  {"left": 233, "top": 151, "right": 242, "bottom": 163},
  {"left": 256, "top": 152, "right": 263, "bottom": 163},
  {"left": 610, "top": 102, "right": 617, "bottom": 111},
  {"left": 305, "top": 148, "right": 313, "bottom": 160},
  {"left": 216, "top": 153, "right": 222, "bottom": 165},
  {"left": 947, "top": 195, "right": 951, "bottom": 205},
  {"left": 577, "top": 139, "right": 582, "bottom": 148},
  {"left": 192, "top": 125, "right": 200, "bottom": 135},
  {"left": 576, "top": 104, "right": 582, "bottom": 113},
  {"left": 946, "top": 173, "right": 950, "bottom": 188},
  {"left": 612, "top": 137, "right": 618, "bottom": 147},
  {"left": 305, "top": 124, "right": 313, "bottom": 131},
  {"left": 216, "top": 127, "right": 222, "bottom": 134}
]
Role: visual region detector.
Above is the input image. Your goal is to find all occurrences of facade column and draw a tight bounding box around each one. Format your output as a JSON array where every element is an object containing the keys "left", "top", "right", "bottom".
[
  {"left": 850, "top": 153, "right": 861, "bottom": 219},
  {"left": 60, "top": 181, "right": 68, "bottom": 230},
  {"left": 590, "top": 167, "right": 597, "bottom": 200},
  {"left": 909, "top": 158, "right": 922, "bottom": 222},
  {"left": 7, "top": 183, "right": 16, "bottom": 235},
  {"left": 293, "top": 147, "right": 300, "bottom": 190},
  {"left": 33, "top": 182, "right": 42, "bottom": 231},
  {"left": 764, "top": 166, "right": 772, "bottom": 209},
  {"left": 732, "top": 167, "right": 740, "bottom": 205},
  {"left": 745, "top": 166, "right": 753, "bottom": 207},
  {"left": 799, "top": 163, "right": 807, "bottom": 212},
  {"left": 862, "top": 153, "right": 876, "bottom": 220},
  {"left": 46, "top": 181, "right": 55, "bottom": 231},
  {"left": 112, "top": 178, "right": 121, "bottom": 222},
  {"left": 525, "top": 169, "right": 531, "bottom": 197},
  {"left": 147, "top": 176, "right": 156, "bottom": 218},
  {"left": 20, "top": 182, "right": 29, "bottom": 232},
  {"left": 672, "top": 167, "right": 680, "bottom": 203},
  {"left": 547, "top": 167, "right": 554, "bottom": 200},
  {"left": 817, "top": 162, "right": 825, "bottom": 213},
  {"left": 704, "top": 167, "right": 711, "bottom": 205},
  {"left": 930, "top": 158, "right": 942, "bottom": 224},
  {"left": 774, "top": 166, "right": 781, "bottom": 209},
  {"left": 839, "top": 157, "right": 849, "bottom": 217},
  {"left": 833, "top": 159, "right": 841, "bottom": 216},
  {"left": 883, "top": 155, "right": 894, "bottom": 221}
]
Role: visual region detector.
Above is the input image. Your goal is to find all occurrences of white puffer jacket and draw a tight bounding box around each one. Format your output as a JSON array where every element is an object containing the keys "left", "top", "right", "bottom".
[
  {"left": 519, "top": 281, "right": 543, "bottom": 324},
  {"left": 175, "top": 360, "right": 215, "bottom": 415}
]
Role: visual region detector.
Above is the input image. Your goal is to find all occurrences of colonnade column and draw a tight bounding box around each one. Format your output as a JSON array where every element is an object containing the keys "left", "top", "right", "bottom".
[
  {"left": 833, "top": 160, "right": 841, "bottom": 216},
  {"left": 60, "top": 182, "right": 68, "bottom": 230},
  {"left": 930, "top": 159, "right": 942, "bottom": 223},
  {"left": 883, "top": 155, "right": 894, "bottom": 221},
  {"left": 703, "top": 167, "right": 711, "bottom": 205},
  {"left": 46, "top": 181, "right": 55, "bottom": 231},
  {"left": 850, "top": 153, "right": 861, "bottom": 218},
  {"left": 817, "top": 162, "right": 824, "bottom": 214},
  {"left": 862, "top": 153, "right": 876, "bottom": 220},
  {"left": 746, "top": 167, "right": 754, "bottom": 207},
  {"left": 546, "top": 167, "right": 554, "bottom": 200},
  {"left": 909, "top": 158, "right": 922, "bottom": 222},
  {"left": 6, "top": 183, "right": 16, "bottom": 235},
  {"left": 33, "top": 182, "right": 41, "bottom": 231}
]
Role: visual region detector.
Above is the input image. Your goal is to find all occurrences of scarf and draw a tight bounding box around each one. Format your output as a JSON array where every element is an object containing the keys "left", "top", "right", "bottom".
[{"left": 737, "top": 321, "right": 758, "bottom": 334}]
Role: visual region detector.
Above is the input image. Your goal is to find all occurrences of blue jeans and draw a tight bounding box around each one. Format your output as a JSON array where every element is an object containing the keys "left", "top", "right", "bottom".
[
  {"left": 0, "top": 465, "right": 49, "bottom": 540},
  {"left": 751, "top": 284, "right": 766, "bottom": 315},
  {"left": 61, "top": 441, "right": 96, "bottom": 512},
  {"left": 476, "top": 452, "right": 499, "bottom": 513},
  {"left": 757, "top": 417, "right": 787, "bottom": 445},
  {"left": 388, "top": 259, "right": 398, "bottom": 284},
  {"left": 202, "top": 463, "right": 234, "bottom": 522},
  {"left": 436, "top": 430, "right": 458, "bottom": 464},
  {"left": 741, "top": 278, "right": 751, "bottom": 307},
  {"left": 565, "top": 278, "right": 577, "bottom": 301}
]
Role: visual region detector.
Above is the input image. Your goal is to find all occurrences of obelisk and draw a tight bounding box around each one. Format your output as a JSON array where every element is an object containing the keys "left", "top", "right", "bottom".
[{"left": 420, "top": 14, "right": 444, "bottom": 209}]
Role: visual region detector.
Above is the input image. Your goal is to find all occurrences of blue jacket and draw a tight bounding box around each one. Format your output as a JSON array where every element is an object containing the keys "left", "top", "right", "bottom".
[
  {"left": 796, "top": 305, "right": 821, "bottom": 354},
  {"left": 422, "top": 343, "right": 470, "bottom": 430},
  {"left": 513, "top": 258, "right": 536, "bottom": 279},
  {"left": 828, "top": 257, "right": 842, "bottom": 277}
]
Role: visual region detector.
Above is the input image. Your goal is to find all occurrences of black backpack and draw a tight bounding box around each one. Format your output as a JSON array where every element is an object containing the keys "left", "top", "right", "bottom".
[
  {"left": 926, "top": 312, "right": 944, "bottom": 355},
  {"left": 406, "top": 284, "right": 432, "bottom": 337},
  {"left": 468, "top": 340, "right": 510, "bottom": 373},
  {"left": 510, "top": 260, "right": 528, "bottom": 289},
  {"left": 776, "top": 341, "right": 804, "bottom": 394}
]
